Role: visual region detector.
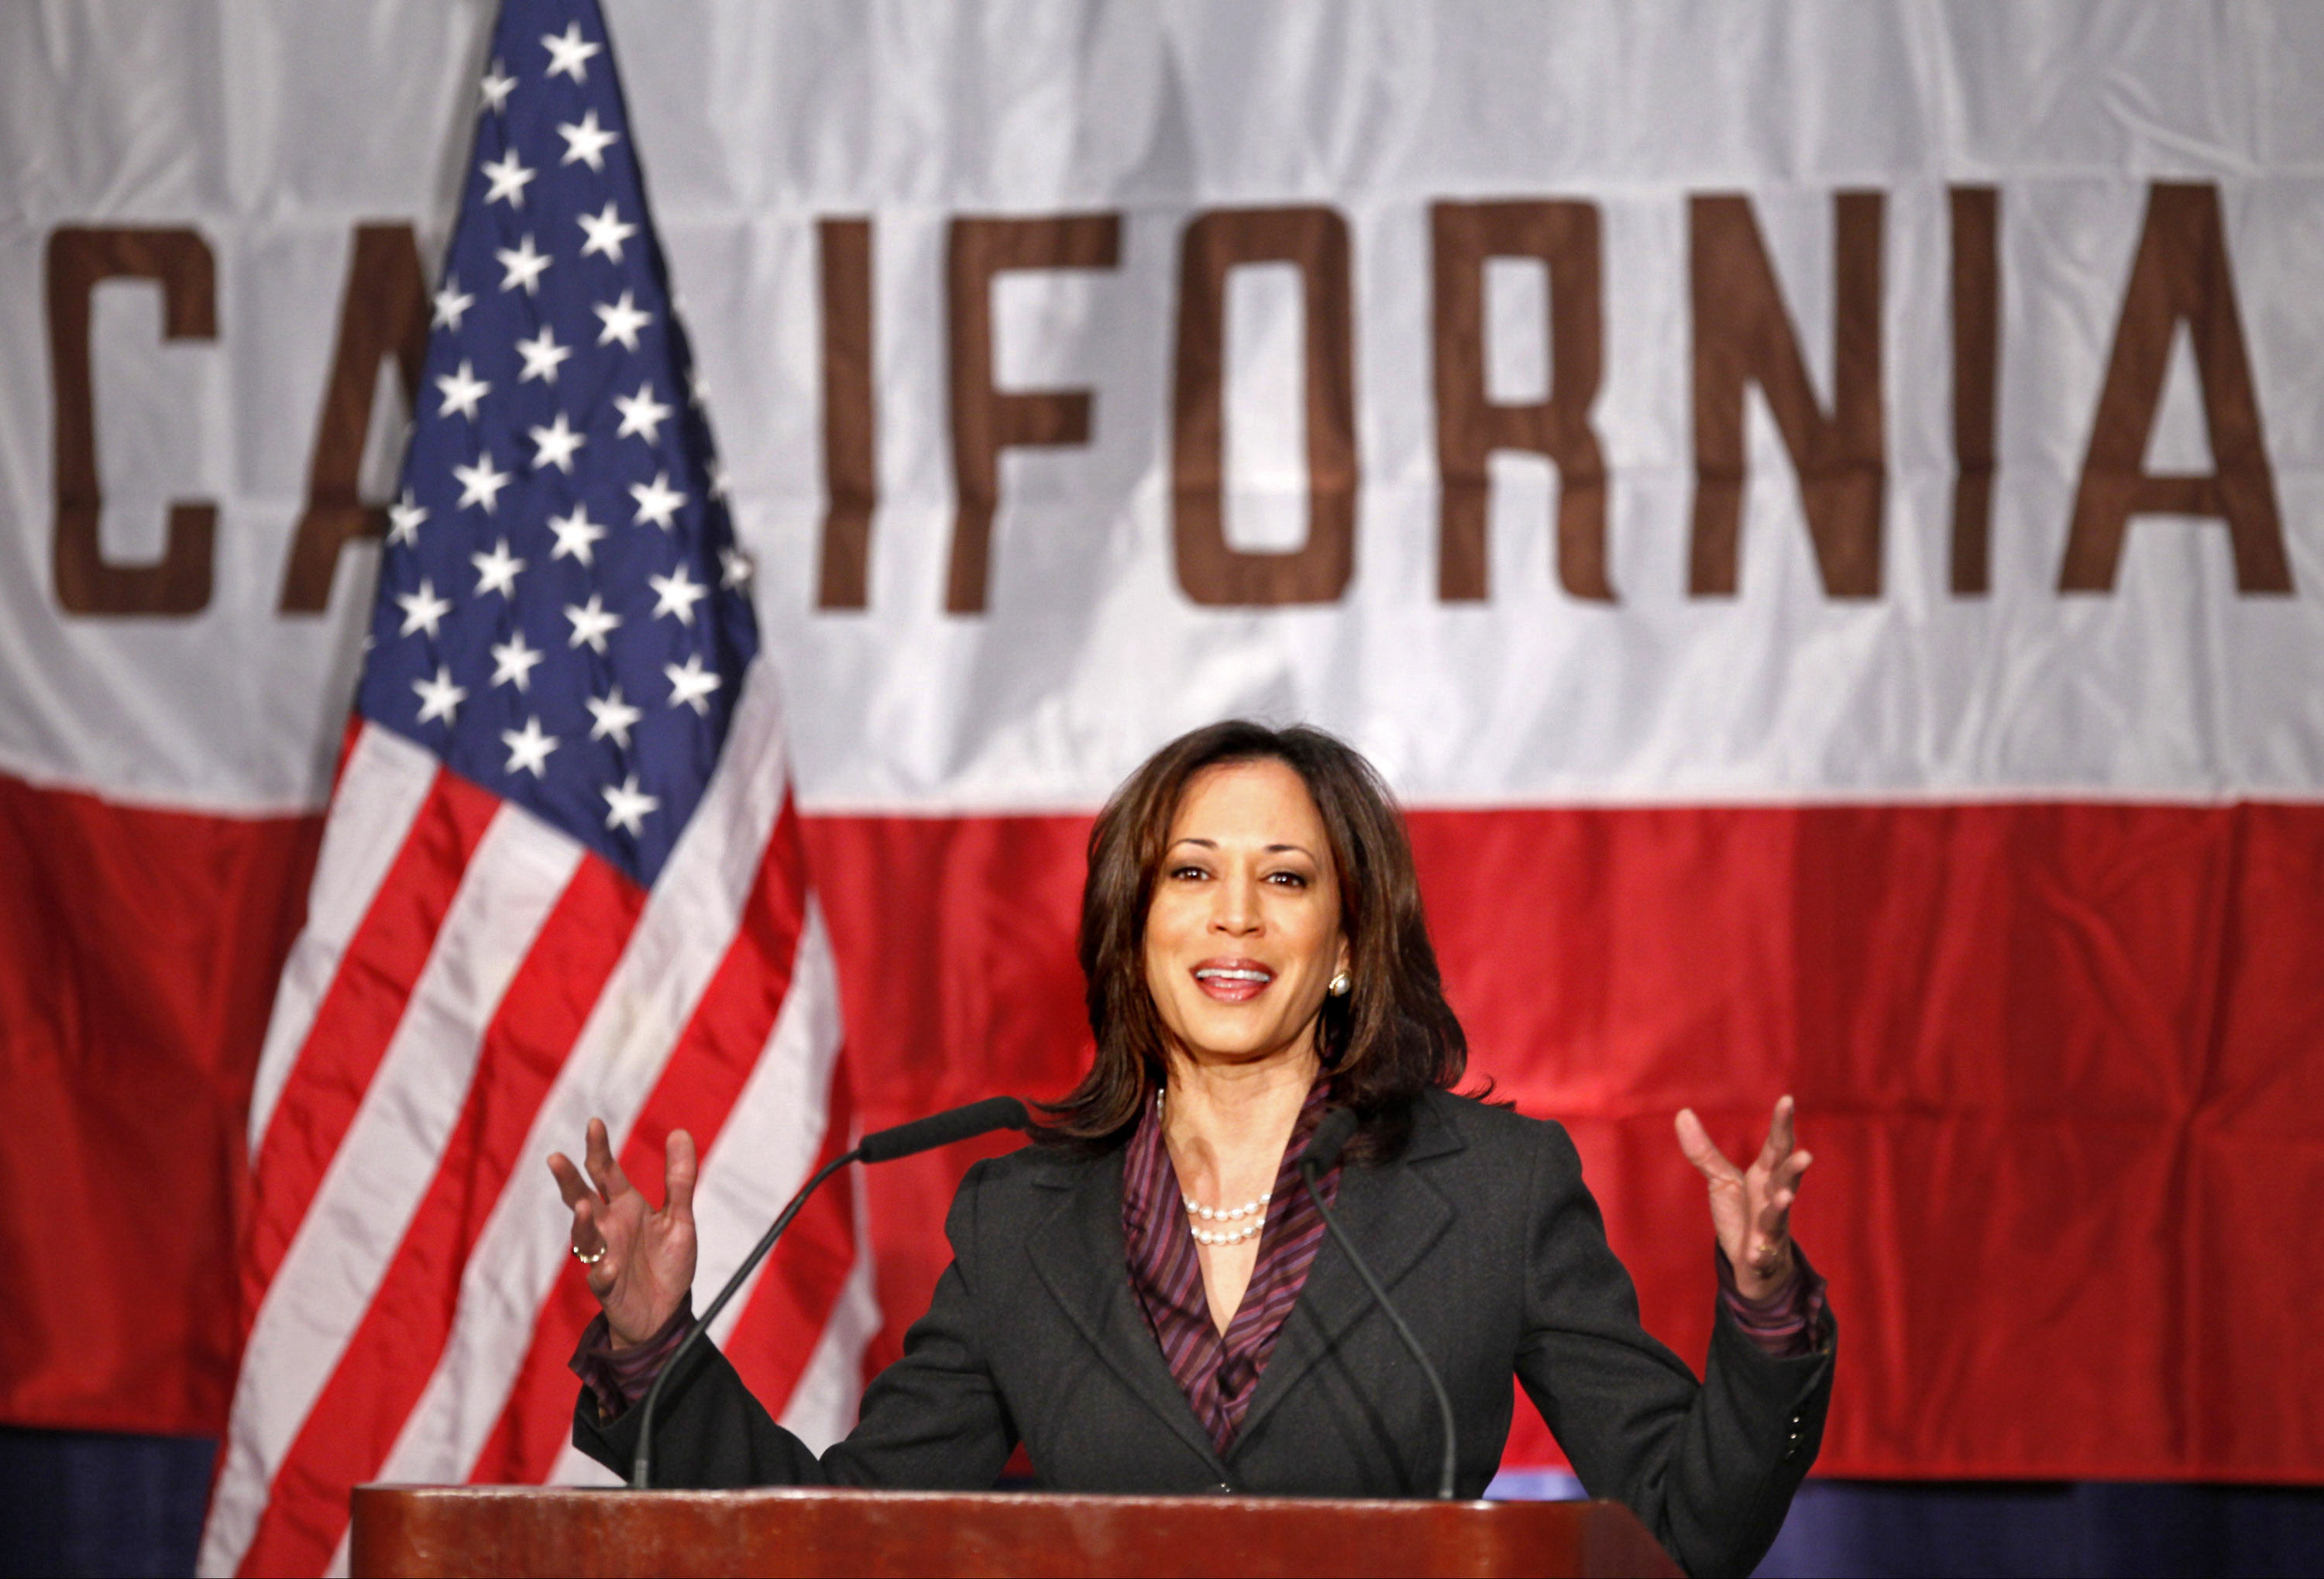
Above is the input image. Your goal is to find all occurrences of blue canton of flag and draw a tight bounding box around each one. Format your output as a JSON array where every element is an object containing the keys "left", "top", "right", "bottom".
[{"left": 361, "top": 0, "right": 756, "bottom": 889}]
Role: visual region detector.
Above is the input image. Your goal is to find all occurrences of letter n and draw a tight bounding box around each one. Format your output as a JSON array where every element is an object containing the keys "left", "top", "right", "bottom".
[{"left": 1688, "top": 193, "right": 1885, "bottom": 598}]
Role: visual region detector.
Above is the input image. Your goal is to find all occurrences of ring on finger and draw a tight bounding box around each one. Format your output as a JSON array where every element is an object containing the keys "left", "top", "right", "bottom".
[{"left": 571, "top": 1242, "right": 607, "bottom": 1266}]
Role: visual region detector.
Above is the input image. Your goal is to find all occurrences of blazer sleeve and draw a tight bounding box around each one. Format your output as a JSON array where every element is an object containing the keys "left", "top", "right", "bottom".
[
  {"left": 1511, "top": 1120, "right": 1835, "bottom": 1579},
  {"left": 572, "top": 1158, "right": 1020, "bottom": 1490}
]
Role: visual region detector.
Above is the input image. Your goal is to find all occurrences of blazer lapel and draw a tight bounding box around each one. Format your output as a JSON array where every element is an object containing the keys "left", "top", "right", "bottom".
[
  {"left": 1229, "top": 1107, "right": 1465, "bottom": 1447},
  {"left": 1023, "top": 1150, "right": 1229, "bottom": 1474}
]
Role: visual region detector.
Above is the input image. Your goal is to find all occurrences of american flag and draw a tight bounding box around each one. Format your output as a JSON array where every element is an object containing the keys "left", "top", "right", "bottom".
[{"left": 200, "top": 3, "right": 868, "bottom": 1572}]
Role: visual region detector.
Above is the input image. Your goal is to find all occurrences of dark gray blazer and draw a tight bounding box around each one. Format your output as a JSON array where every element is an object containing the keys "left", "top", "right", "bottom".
[{"left": 576, "top": 1090, "right": 1834, "bottom": 1577}]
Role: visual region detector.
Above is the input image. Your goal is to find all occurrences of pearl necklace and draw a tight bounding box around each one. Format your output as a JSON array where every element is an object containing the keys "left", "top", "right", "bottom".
[
  {"left": 1155, "top": 1089, "right": 1274, "bottom": 1247},
  {"left": 1184, "top": 1189, "right": 1270, "bottom": 1247}
]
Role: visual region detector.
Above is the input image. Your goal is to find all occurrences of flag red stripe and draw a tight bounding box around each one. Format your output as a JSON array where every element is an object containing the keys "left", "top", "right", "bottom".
[
  {"left": 466, "top": 802, "right": 814, "bottom": 1485},
  {"left": 235, "top": 852, "right": 642, "bottom": 1576},
  {"left": 464, "top": 1269, "right": 595, "bottom": 1483},
  {"left": 239, "top": 772, "right": 502, "bottom": 1315}
]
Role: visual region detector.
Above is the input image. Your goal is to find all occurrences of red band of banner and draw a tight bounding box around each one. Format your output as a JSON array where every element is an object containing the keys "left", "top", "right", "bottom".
[{"left": 5, "top": 771, "right": 2322, "bottom": 1480}]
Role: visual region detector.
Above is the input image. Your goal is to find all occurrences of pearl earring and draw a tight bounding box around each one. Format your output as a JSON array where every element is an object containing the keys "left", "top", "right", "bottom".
[{"left": 1328, "top": 971, "right": 1352, "bottom": 997}]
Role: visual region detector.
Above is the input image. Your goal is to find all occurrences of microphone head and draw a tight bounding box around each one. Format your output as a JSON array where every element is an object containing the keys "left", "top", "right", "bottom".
[
  {"left": 1300, "top": 1107, "right": 1360, "bottom": 1175},
  {"left": 980, "top": 1095, "right": 1032, "bottom": 1134},
  {"left": 856, "top": 1096, "right": 1031, "bottom": 1164}
]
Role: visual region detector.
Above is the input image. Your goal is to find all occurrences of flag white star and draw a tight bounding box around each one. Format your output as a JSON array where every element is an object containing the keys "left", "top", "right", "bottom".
[
  {"left": 719, "top": 545, "right": 754, "bottom": 589},
  {"left": 564, "top": 593, "right": 622, "bottom": 653},
  {"left": 497, "top": 233, "right": 552, "bottom": 295},
  {"left": 602, "top": 772, "right": 659, "bottom": 835},
  {"left": 435, "top": 358, "right": 490, "bottom": 421},
  {"left": 528, "top": 411, "right": 586, "bottom": 473},
  {"left": 547, "top": 504, "right": 607, "bottom": 566},
  {"left": 649, "top": 564, "right": 710, "bottom": 625},
  {"left": 541, "top": 21, "right": 602, "bottom": 82},
  {"left": 500, "top": 716, "right": 559, "bottom": 778},
  {"left": 480, "top": 149, "right": 537, "bottom": 209},
  {"left": 396, "top": 577, "right": 453, "bottom": 638},
  {"left": 470, "top": 537, "right": 525, "bottom": 597},
  {"left": 490, "top": 630, "right": 545, "bottom": 691},
  {"left": 629, "top": 471, "right": 686, "bottom": 530},
  {"left": 478, "top": 57, "right": 516, "bottom": 115},
  {"left": 431, "top": 275, "right": 476, "bottom": 332},
  {"left": 664, "top": 653, "right": 722, "bottom": 715},
  {"left": 707, "top": 459, "right": 731, "bottom": 501},
  {"left": 413, "top": 664, "right": 469, "bottom": 724},
  {"left": 514, "top": 323, "right": 574, "bottom": 385},
  {"left": 452, "top": 452, "right": 514, "bottom": 512},
  {"left": 687, "top": 365, "right": 710, "bottom": 408},
  {"left": 614, "top": 382, "right": 674, "bottom": 444},
  {"left": 557, "top": 108, "right": 621, "bottom": 171},
  {"left": 586, "top": 685, "right": 643, "bottom": 748},
  {"left": 576, "top": 201, "right": 638, "bottom": 264},
  {"left": 593, "top": 290, "right": 652, "bottom": 351},
  {"left": 387, "top": 490, "right": 429, "bottom": 547}
]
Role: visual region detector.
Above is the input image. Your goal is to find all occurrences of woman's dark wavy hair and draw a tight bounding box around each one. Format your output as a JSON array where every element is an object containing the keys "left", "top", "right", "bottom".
[{"left": 1035, "top": 720, "right": 1467, "bottom": 1164}]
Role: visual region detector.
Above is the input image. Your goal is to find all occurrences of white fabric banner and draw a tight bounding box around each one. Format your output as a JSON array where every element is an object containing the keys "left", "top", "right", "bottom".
[{"left": 5, "top": 0, "right": 2322, "bottom": 816}]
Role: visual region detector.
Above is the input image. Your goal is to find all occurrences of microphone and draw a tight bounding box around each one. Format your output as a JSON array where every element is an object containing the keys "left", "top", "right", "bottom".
[
  {"left": 857, "top": 1096, "right": 1033, "bottom": 1163},
  {"left": 629, "top": 1095, "right": 1030, "bottom": 1488},
  {"left": 1299, "top": 1108, "right": 1459, "bottom": 1501}
]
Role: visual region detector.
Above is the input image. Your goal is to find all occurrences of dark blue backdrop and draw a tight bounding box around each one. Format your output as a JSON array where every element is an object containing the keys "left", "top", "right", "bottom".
[{"left": 3, "top": 1428, "right": 2319, "bottom": 1578}]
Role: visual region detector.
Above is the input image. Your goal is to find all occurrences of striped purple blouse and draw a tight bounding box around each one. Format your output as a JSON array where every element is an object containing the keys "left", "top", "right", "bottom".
[{"left": 1119, "top": 1081, "right": 1340, "bottom": 1454}]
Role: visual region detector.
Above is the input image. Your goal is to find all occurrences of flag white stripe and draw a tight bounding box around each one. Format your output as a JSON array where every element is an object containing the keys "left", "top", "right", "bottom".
[
  {"left": 199, "top": 803, "right": 583, "bottom": 1577},
  {"left": 246, "top": 724, "right": 439, "bottom": 1152},
  {"left": 775, "top": 1165, "right": 883, "bottom": 1455},
  {"left": 695, "top": 899, "right": 844, "bottom": 1336},
  {"left": 370, "top": 661, "right": 799, "bottom": 1484}
]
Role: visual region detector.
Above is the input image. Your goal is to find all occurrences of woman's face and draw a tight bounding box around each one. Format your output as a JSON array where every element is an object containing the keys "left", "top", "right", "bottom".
[{"left": 1143, "top": 759, "right": 1349, "bottom": 1071}]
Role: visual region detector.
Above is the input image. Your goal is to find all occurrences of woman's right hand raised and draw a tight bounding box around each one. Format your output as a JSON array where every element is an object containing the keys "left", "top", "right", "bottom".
[{"left": 547, "top": 1119, "right": 698, "bottom": 1350}]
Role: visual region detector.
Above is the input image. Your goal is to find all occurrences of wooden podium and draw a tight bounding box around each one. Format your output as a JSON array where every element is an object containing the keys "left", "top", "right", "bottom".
[{"left": 349, "top": 1485, "right": 1682, "bottom": 1577}]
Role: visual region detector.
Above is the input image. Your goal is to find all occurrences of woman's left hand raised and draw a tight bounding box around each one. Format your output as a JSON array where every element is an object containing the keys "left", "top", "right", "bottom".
[{"left": 1674, "top": 1095, "right": 1812, "bottom": 1302}]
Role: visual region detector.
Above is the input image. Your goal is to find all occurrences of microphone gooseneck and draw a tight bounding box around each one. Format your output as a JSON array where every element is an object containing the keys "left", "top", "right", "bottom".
[
  {"left": 627, "top": 1096, "right": 1030, "bottom": 1489},
  {"left": 1299, "top": 1107, "right": 1361, "bottom": 1176},
  {"left": 1298, "top": 1108, "right": 1460, "bottom": 1501}
]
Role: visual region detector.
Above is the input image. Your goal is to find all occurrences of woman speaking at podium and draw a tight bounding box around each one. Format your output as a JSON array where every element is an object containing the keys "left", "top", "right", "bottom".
[{"left": 550, "top": 721, "right": 1832, "bottom": 1577}]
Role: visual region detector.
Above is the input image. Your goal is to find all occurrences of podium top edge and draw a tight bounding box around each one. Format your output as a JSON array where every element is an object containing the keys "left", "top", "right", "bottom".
[{"left": 353, "top": 1484, "right": 1581, "bottom": 1515}]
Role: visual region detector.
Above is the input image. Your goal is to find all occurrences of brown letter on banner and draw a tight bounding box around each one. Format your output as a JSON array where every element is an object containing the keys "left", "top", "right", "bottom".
[
  {"left": 47, "top": 226, "right": 217, "bottom": 616},
  {"left": 945, "top": 214, "right": 1122, "bottom": 614},
  {"left": 817, "top": 218, "right": 878, "bottom": 610},
  {"left": 1432, "top": 200, "right": 1609, "bottom": 602},
  {"left": 1173, "top": 207, "right": 1359, "bottom": 607},
  {"left": 2059, "top": 183, "right": 2293, "bottom": 594},
  {"left": 1688, "top": 192, "right": 1885, "bottom": 598},
  {"left": 1950, "top": 187, "right": 2000, "bottom": 597},
  {"left": 280, "top": 223, "right": 429, "bottom": 613}
]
